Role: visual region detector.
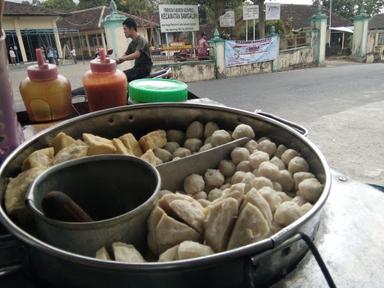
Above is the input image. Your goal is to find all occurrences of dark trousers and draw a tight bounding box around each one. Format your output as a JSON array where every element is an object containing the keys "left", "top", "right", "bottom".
[{"left": 124, "top": 66, "right": 151, "bottom": 82}]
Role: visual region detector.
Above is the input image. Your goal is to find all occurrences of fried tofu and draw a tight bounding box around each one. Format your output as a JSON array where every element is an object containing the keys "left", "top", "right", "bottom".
[
  {"left": 22, "top": 147, "right": 54, "bottom": 171},
  {"left": 82, "top": 133, "right": 117, "bottom": 156},
  {"left": 119, "top": 133, "right": 143, "bottom": 156},
  {"left": 139, "top": 130, "right": 167, "bottom": 151},
  {"left": 52, "top": 132, "right": 77, "bottom": 154}
]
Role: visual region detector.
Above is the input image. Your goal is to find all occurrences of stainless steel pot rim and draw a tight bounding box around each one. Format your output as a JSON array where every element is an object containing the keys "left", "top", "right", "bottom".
[
  {"left": 26, "top": 155, "right": 161, "bottom": 228},
  {"left": 0, "top": 102, "right": 331, "bottom": 269}
]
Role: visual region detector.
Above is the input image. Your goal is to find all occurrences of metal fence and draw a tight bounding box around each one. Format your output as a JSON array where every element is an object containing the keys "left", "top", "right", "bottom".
[
  {"left": 279, "top": 31, "right": 311, "bottom": 50},
  {"left": 151, "top": 43, "right": 214, "bottom": 66}
]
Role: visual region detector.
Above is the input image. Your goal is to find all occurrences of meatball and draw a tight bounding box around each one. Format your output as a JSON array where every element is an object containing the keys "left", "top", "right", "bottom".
[
  {"left": 270, "top": 156, "right": 285, "bottom": 170},
  {"left": 204, "top": 136, "right": 212, "bottom": 145},
  {"left": 192, "top": 191, "right": 208, "bottom": 200},
  {"left": 249, "top": 150, "right": 269, "bottom": 169},
  {"left": 166, "top": 130, "right": 185, "bottom": 145},
  {"left": 186, "top": 121, "right": 204, "bottom": 139},
  {"left": 297, "top": 178, "right": 323, "bottom": 203},
  {"left": 231, "top": 147, "right": 250, "bottom": 165},
  {"left": 173, "top": 147, "right": 192, "bottom": 158},
  {"left": 164, "top": 142, "right": 180, "bottom": 154},
  {"left": 218, "top": 160, "right": 236, "bottom": 177},
  {"left": 184, "top": 138, "right": 203, "bottom": 153},
  {"left": 257, "top": 139, "right": 277, "bottom": 157},
  {"left": 204, "top": 169, "right": 225, "bottom": 188},
  {"left": 232, "top": 124, "right": 255, "bottom": 139},
  {"left": 208, "top": 188, "right": 224, "bottom": 201},
  {"left": 199, "top": 143, "right": 213, "bottom": 152},
  {"left": 288, "top": 156, "right": 309, "bottom": 174},
  {"left": 231, "top": 171, "right": 246, "bottom": 184},
  {"left": 245, "top": 140, "right": 258, "bottom": 153},
  {"left": 236, "top": 161, "right": 252, "bottom": 172},
  {"left": 281, "top": 149, "right": 300, "bottom": 165},
  {"left": 277, "top": 170, "right": 294, "bottom": 192},
  {"left": 154, "top": 148, "right": 173, "bottom": 163},
  {"left": 252, "top": 176, "right": 274, "bottom": 189},
  {"left": 204, "top": 122, "right": 220, "bottom": 138},
  {"left": 257, "top": 161, "right": 279, "bottom": 182},
  {"left": 211, "top": 130, "right": 232, "bottom": 147},
  {"left": 293, "top": 172, "right": 315, "bottom": 190},
  {"left": 274, "top": 201, "right": 302, "bottom": 227},
  {"left": 275, "top": 144, "right": 287, "bottom": 158},
  {"left": 184, "top": 174, "right": 205, "bottom": 195}
]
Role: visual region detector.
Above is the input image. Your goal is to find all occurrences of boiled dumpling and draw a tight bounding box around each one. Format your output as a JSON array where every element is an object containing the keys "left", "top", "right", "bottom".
[{"left": 204, "top": 198, "right": 239, "bottom": 252}]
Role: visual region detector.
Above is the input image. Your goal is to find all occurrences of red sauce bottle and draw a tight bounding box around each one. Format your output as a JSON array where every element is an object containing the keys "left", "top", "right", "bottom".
[{"left": 83, "top": 48, "right": 127, "bottom": 111}]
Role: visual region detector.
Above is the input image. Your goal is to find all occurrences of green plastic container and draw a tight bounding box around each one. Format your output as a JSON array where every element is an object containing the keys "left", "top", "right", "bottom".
[{"left": 129, "top": 78, "right": 188, "bottom": 103}]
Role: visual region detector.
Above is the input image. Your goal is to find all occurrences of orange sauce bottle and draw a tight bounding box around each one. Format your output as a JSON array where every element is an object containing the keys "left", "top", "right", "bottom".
[
  {"left": 83, "top": 48, "right": 127, "bottom": 111},
  {"left": 19, "top": 48, "right": 72, "bottom": 122}
]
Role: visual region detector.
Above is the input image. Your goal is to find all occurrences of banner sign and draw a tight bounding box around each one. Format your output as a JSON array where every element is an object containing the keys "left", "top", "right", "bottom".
[
  {"left": 266, "top": 3, "right": 281, "bottom": 20},
  {"left": 243, "top": 5, "right": 259, "bottom": 20},
  {"left": 220, "top": 10, "right": 235, "bottom": 27},
  {"left": 159, "top": 4, "right": 199, "bottom": 33},
  {"left": 225, "top": 36, "right": 279, "bottom": 67}
]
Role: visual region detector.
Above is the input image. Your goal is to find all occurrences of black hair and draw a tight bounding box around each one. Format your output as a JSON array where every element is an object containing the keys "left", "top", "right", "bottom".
[{"left": 123, "top": 17, "right": 137, "bottom": 31}]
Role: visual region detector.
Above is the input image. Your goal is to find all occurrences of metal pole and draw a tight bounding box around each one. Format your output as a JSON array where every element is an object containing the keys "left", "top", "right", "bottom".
[
  {"left": 253, "top": 19, "right": 255, "bottom": 40},
  {"left": 246, "top": 19, "right": 248, "bottom": 41},
  {"left": 329, "top": 0, "right": 332, "bottom": 28},
  {"left": 192, "top": 31, "right": 196, "bottom": 57}
]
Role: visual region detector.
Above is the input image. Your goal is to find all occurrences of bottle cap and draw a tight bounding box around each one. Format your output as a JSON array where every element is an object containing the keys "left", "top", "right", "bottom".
[
  {"left": 90, "top": 48, "right": 116, "bottom": 73},
  {"left": 27, "top": 48, "right": 58, "bottom": 81}
]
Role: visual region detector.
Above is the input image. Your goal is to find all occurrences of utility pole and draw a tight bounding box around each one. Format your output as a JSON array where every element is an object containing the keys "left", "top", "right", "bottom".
[{"left": 258, "top": 0, "right": 265, "bottom": 39}]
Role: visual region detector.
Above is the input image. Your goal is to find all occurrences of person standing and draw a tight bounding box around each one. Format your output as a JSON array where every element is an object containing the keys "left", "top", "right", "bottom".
[
  {"left": 47, "top": 48, "right": 54, "bottom": 64},
  {"left": 116, "top": 18, "right": 153, "bottom": 82},
  {"left": 197, "top": 32, "right": 209, "bottom": 60},
  {"left": 70, "top": 48, "right": 77, "bottom": 64},
  {"left": 8, "top": 48, "right": 16, "bottom": 65}
]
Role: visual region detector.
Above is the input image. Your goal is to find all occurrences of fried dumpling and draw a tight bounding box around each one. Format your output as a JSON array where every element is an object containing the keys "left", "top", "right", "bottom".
[{"left": 139, "top": 130, "right": 167, "bottom": 151}]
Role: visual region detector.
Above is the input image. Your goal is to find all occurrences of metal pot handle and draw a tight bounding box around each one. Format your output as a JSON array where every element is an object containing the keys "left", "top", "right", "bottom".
[
  {"left": 254, "top": 110, "right": 308, "bottom": 136},
  {"left": 248, "top": 232, "right": 336, "bottom": 288},
  {"left": 0, "top": 233, "right": 24, "bottom": 277}
]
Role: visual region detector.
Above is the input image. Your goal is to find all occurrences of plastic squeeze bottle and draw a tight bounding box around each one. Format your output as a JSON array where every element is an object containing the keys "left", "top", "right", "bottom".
[
  {"left": 83, "top": 48, "right": 127, "bottom": 111},
  {"left": 0, "top": 26, "right": 24, "bottom": 162},
  {"left": 19, "top": 48, "right": 72, "bottom": 122}
]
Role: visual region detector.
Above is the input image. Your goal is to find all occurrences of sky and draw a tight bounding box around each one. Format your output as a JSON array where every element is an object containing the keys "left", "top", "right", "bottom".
[{"left": 10, "top": 0, "right": 313, "bottom": 5}]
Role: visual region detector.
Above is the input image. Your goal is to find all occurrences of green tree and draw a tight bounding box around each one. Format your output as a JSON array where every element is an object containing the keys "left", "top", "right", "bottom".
[
  {"left": 42, "top": 0, "right": 77, "bottom": 12},
  {"left": 77, "top": 0, "right": 109, "bottom": 10},
  {"left": 116, "top": 0, "right": 155, "bottom": 16},
  {"left": 313, "top": 0, "right": 384, "bottom": 19}
]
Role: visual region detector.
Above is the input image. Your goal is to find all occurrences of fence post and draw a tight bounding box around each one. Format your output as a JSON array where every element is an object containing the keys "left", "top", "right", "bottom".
[
  {"left": 310, "top": 6, "right": 327, "bottom": 66},
  {"left": 209, "top": 29, "right": 225, "bottom": 79},
  {"left": 351, "top": 12, "right": 369, "bottom": 62},
  {"left": 103, "top": 0, "right": 127, "bottom": 60},
  {"left": 269, "top": 26, "right": 279, "bottom": 72}
]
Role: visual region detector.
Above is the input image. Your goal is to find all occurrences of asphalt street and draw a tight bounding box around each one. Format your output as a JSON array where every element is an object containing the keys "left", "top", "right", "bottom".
[
  {"left": 9, "top": 61, "right": 384, "bottom": 184},
  {"left": 189, "top": 62, "right": 384, "bottom": 185}
]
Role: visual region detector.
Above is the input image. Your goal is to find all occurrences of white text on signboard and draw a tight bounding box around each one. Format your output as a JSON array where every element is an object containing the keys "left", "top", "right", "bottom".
[
  {"left": 243, "top": 5, "right": 259, "bottom": 20},
  {"left": 266, "top": 3, "right": 281, "bottom": 20},
  {"left": 159, "top": 4, "right": 199, "bottom": 33},
  {"left": 220, "top": 10, "right": 235, "bottom": 27}
]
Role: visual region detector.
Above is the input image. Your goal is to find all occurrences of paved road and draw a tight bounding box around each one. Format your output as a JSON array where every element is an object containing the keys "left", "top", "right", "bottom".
[
  {"left": 9, "top": 61, "right": 384, "bottom": 184},
  {"left": 189, "top": 63, "right": 384, "bottom": 185}
]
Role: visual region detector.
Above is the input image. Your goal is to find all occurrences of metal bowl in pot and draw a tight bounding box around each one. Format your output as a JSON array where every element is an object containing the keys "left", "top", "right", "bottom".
[
  {"left": 0, "top": 103, "right": 331, "bottom": 288},
  {"left": 26, "top": 155, "right": 161, "bottom": 257}
]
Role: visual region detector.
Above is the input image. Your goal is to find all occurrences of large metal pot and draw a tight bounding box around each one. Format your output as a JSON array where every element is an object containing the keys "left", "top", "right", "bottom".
[{"left": 0, "top": 103, "right": 331, "bottom": 287}]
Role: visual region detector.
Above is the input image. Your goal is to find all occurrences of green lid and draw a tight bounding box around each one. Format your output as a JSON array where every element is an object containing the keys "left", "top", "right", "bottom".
[{"left": 129, "top": 79, "right": 188, "bottom": 103}]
